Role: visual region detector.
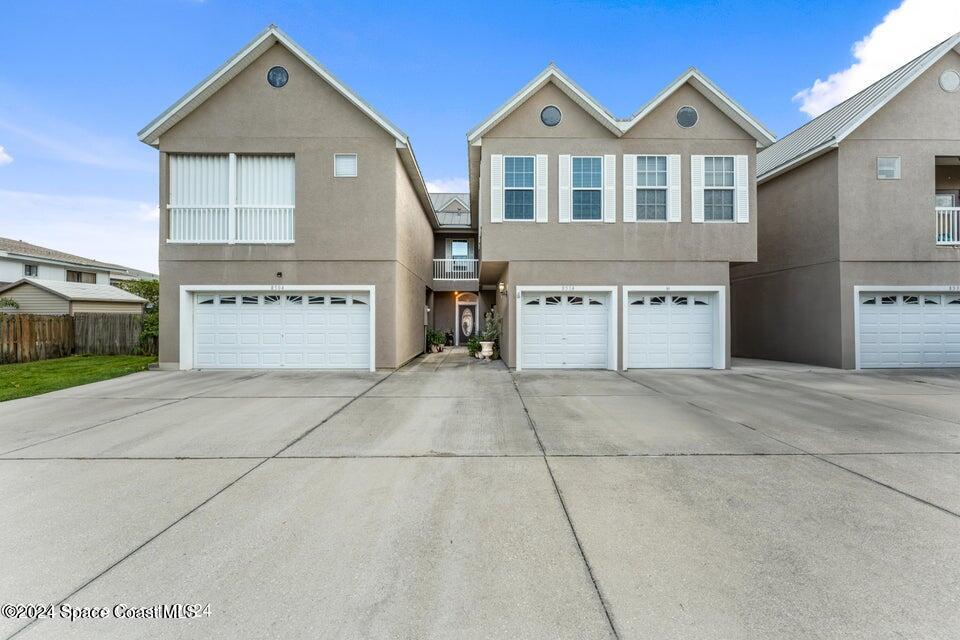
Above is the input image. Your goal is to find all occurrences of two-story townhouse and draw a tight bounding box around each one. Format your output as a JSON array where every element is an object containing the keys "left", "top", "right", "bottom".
[
  {"left": 139, "top": 26, "right": 437, "bottom": 371},
  {"left": 732, "top": 34, "right": 960, "bottom": 369},
  {"left": 468, "top": 66, "right": 774, "bottom": 370},
  {"left": 0, "top": 237, "right": 116, "bottom": 285}
]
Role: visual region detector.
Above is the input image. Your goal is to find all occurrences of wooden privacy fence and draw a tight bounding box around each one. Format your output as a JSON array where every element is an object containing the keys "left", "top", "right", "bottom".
[
  {"left": 0, "top": 313, "right": 149, "bottom": 364},
  {"left": 0, "top": 314, "right": 74, "bottom": 364}
]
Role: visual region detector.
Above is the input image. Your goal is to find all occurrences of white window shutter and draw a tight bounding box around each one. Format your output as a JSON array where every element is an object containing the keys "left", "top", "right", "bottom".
[
  {"left": 558, "top": 154, "right": 572, "bottom": 223},
  {"left": 623, "top": 155, "right": 637, "bottom": 223},
  {"left": 490, "top": 154, "right": 503, "bottom": 223},
  {"left": 667, "top": 154, "right": 681, "bottom": 223},
  {"left": 535, "top": 154, "right": 548, "bottom": 223},
  {"left": 603, "top": 155, "right": 616, "bottom": 223},
  {"left": 691, "top": 155, "right": 704, "bottom": 223},
  {"left": 735, "top": 155, "right": 750, "bottom": 223}
]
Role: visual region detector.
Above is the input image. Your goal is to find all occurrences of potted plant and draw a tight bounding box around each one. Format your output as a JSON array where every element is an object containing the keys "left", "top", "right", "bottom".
[
  {"left": 479, "top": 307, "right": 502, "bottom": 360},
  {"left": 466, "top": 335, "right": 482, "bottom": 358},
  {"left": 426, "top": 328, "right": 446, "bottom": 353}
]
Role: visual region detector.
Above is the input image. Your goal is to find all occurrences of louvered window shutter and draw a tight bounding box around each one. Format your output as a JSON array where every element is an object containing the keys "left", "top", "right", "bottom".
[
  {"left": 691, "top": 155, "right": 705, "bottom": 223},
  {"left": 603, "top": 155, "right": 616, "bottom": 223},
  {"left": 623, "top": 155, "right": 637, "bottom": 223},
  {"left": 667, "top": 154, "right": 681, "bottom": 222},
  {"left": 558, "top": 155, "right": 571, "bottom": 223},
  {"left": 535, "top": 154, "right": 548, "bottom": 223},
  {"left": 735, "top": 155, "right": 749, "bottom": 223},
  {"left": 490, "top": 154, "right": 503, "bottom": 223}
]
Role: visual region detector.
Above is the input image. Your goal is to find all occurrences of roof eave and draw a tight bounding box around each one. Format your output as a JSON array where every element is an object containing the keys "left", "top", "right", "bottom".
[{"left": 757, "top": 140, "right": 840, "bottom": 184}]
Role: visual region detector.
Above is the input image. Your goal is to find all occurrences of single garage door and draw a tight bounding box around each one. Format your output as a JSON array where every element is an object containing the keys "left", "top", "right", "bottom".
[
  {"left": 194, "top": 292, "right": 371, "bottom": 369},
  {"left": 520, "top": 292, "right": 610, "bottom": 368},
  {"left": 626, "top": 292, "right": 717, "bottom": 368},
  {"left": 859, "top": 293, "right": 960, "bottom": 368}
]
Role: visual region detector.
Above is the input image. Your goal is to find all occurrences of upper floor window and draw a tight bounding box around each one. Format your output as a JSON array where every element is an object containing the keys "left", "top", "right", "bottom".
[
  {"left": 703, "top": 156, "right": 735, "bottom": 221},
  {"left": 877, "top": 156, "right": 900, "bottom": 180},
  {"left": 572, "top": 156, "right": 602, "bottom": 221},
  {"left": 168, "top": 153, "right": 295, "bottom": 244},
  {"left": 637, "top": 155, "right": 667, "bottom": 221},
  {"left": 66, "top": 270, "right": 96, "bottom": 284},
  {"left": 450, "top": 240, "right": 470, "bottom": 259},
  {"left": 504, "top": 156, "right": 534, "bottom": 220},
  {"left": 334, "top": 153, "right": 358, "bottom": 177},
  {"left": 23, "top": 264, "right": 38, "bottom": 277}
]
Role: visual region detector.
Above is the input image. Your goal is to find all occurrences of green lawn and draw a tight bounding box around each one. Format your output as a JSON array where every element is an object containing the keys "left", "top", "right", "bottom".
[{"left": 0, "top": 355, "right": 156, "bottom": 402}]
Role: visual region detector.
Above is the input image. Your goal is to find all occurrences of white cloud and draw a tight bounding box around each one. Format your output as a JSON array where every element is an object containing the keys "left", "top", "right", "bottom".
[
  {"left": 0, "top": 190, "right": 158, "bottom": 273},
  {"left": 0, "top": 145, "right": 11, "bottom": 166},
  {"left": 794, "top": 0, "right": 960, "bottom": 117},
  {"left": 426, "top": 177, "right": 469, "bottom": 193}
]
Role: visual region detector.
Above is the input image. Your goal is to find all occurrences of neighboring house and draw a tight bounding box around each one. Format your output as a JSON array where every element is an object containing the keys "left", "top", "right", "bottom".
[
  {"left": 428, "top": 192, "right": 489, "bottom": 346},
  {"left": 468, "top": 65, "right": 774, "bottom": 370},
  {"left": 732, "top": 34, "right": 960, "bottom": 369},
  {"left": 138, "top": 26, "right": 436, "bottom": 371},
  {"left": 0, "top": 237, "right": 157, "bottom": 286},
  {"left": 0, "top": 279, "right": 146, "bottom": 315}
]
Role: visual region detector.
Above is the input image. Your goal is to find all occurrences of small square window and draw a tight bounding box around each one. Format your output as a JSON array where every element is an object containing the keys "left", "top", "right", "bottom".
[
  {"left": 877, "top": 157, "right": 900, "bottom": 180},
  {"left": 24, "top": 264, "right": 39, "bottom": 277},
  {"left": 334, "top": 154, "right": 358, "bottom": 178}
]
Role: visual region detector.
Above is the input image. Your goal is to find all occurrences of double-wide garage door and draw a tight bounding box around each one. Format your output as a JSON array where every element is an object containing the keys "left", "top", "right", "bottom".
[
  {"left": 194, "top": 291, "right": 371, "bottom": 369},
  {"left": 518, "top": 289, "right": 720, "bottom": 369},
  {"left": 859, "top": 292, "right": 960, "bottom": 368}
]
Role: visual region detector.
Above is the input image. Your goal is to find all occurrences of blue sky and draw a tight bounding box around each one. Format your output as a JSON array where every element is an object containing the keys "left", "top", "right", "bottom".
[{"left": 1, "top": 0, "right": 956, "bottom": 273}]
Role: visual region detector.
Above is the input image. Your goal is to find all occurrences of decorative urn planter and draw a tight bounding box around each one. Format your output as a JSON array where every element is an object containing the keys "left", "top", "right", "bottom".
[{"left": 479, "top": 341, "right": 495, "bottom": 360}]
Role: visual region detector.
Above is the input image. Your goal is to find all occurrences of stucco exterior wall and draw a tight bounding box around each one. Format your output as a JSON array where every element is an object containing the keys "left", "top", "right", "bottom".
[
  {"left": 153, "top": 43, "right": 434, "bottom": 369},
  {"left": 478, "top": 82, "right": 758, "bottom": 264},
  {"left": 497, "top": 261, "right": 730, "bottom": 369}
]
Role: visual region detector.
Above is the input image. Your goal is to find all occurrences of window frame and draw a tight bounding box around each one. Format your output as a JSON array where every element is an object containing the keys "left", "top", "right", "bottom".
[
  {"left": 503, "top": 155, "right": 536, "bottom": 222},
  {"left": 449, "top": 239, "right": 470, "bottom": 260},
  {"left": 66, "top": 270, "right": 96, "bottom": 284},
  {"left": 570, "top": 155, "right": 603, "bottom": 222},
  {"left": 635, "top": 154, "right": 669, "bottom": 223},
  {"left": 334, "top": 153, "right": 358, "bottom": 178},
  {"left": 876, "top": 156, "right": 901, "bottom": 180},
  {"left": 703, "top": 155, "right": 736, "bottom": 223},
  {"left": 23, "top": 264, "right": 39, "bottom": 277}
]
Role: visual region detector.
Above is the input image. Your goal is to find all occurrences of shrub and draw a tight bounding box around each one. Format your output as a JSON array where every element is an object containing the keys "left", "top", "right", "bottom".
[
  {"left": 426, "top": 328, "right": 446, "bottom": 346},
  {"left": 115, "top": 279, "right": 159, "bottom": 355},
  {"left": 0, "top": 297, "right": 19, "bottom": 309},
  {"left": 466, "top": 335, "right": 482, "bottom": 356}
]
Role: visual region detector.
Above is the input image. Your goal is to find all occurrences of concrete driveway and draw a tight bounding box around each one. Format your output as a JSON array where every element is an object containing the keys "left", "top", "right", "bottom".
[{"left": 2, "top": 355, "right": 959, "bottom": 639}]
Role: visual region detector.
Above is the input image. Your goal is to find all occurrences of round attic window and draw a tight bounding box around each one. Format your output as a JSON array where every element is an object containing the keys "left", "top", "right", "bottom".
[
  {"left": 267, "top": 66, "right": 289, "bottom": 88},
  {"left": 540, "top": 105, "right": 562, "bottom": 127},
  {"left": 939, "top": 69, "right": 960, "bottom": 92},
  {"left": 676, "top": 106, "right": 699, "bottom": 128}
]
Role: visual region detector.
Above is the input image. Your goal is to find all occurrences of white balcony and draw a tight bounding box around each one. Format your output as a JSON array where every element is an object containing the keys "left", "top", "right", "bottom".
[
  {"left": 936, "top": 207, "right": 960, "bottom": 246},
  {"left": 168, "top": 206, "right": 294, "bottom": 244},
  {"left": 434, "top": 258, "right": 478, "bottom": 280}
]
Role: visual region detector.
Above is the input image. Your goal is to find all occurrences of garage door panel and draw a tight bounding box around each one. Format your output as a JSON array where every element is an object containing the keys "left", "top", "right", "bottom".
[
  {"left": 194, "top": 292, "right": 371, "bottom": 369},
  {"left": 627, "top": 292, "right": 717, "bottom": 369},
  {"left": 520, "top": 293, "right": 611, "bottom": 369},
  {"left": 859, "top": 293, "right": 960, "bottom": 368}
]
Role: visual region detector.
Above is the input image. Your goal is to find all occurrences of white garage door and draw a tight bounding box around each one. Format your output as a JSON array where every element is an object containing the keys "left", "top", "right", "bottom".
[
  {"left": 859, "top": 293, "right": 960, "bottom": 368},
  {"left": 626, "top": 292, "right": 717, "bottom": 368},
  {"left": 194, "top": 292, "right": 371, "bottom": 369},
  {"left": 520, "top": 293, "right": 610, "bottom": 368}
]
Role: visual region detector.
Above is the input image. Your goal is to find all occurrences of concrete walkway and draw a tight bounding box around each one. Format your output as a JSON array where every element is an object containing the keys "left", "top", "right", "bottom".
[{"left": 2, "top": 354, "right": 959, "bottom": 638}]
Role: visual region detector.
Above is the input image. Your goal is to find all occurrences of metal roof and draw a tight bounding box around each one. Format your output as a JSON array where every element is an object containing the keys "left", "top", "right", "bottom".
[
  {"left": 758, "top": 33, "right": 960, "bottom": 181},
  {"left": 430, "top": 192, "right": 471, "bottom": 227},
  {"left": 0, "top": 279, "right": 147, "bottom": 303}
]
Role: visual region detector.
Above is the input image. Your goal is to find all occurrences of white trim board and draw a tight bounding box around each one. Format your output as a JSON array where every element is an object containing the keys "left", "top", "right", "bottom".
[
  {"left": 621, "top": 285, "right": 726, "bottom": 370},
  {"left": 179, "top": 284, "right": 376, "bottom": 372},
  {"left": 514, "top": 285, "right": 618, "bottom": 371},
  {"left": 853, "top": 284, "right": 960, "bottom": 370}
]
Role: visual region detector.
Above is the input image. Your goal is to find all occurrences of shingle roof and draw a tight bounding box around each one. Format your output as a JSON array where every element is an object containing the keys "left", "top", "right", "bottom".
[
  {"left": 0, "top": 278, "right": 147, "bottom": 303},
  {"left": 0, "top": 236, "right": 157, "bottom": 279},
  {"left": 758, "top": 33, "right": 960, "bottom": 180}
]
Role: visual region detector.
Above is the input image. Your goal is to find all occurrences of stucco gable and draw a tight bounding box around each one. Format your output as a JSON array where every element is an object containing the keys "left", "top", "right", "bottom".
[{"left": 484, "top": 80, "right": 618, "bottom": 139}]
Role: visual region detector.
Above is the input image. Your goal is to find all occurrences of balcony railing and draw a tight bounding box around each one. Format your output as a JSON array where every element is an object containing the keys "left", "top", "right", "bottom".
[
  {"left": 168, "top": 206, "right": 294, "bottom": 243},
  {"left": 434, "top": 258, "right": 478, "bottom": 280},
  {"left": 936, "top": 207, "right": 960, "bottom": 246}
]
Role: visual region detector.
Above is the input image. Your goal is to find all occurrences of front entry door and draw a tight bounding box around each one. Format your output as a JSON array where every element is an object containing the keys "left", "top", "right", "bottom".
[{"left": 457, "top": 305, "right": 476, "bottom": 345}]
